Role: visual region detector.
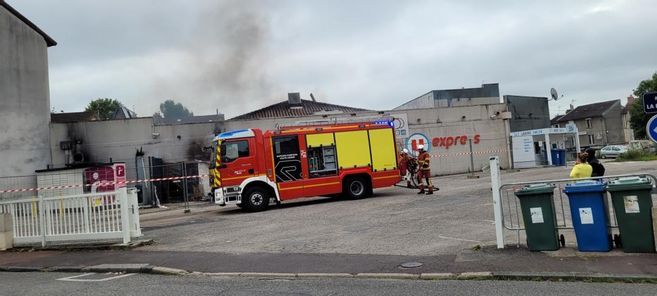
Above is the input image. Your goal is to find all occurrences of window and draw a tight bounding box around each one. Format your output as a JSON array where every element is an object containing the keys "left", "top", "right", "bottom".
[
  {"left": 273, "top": 136, "right": 299, "bottom": 156},
  {"left": 588, "top": 135, "right": 594, "bottom": 145},
  {"left": 307, "top": 146, "right": 337, "bottom": 178},
  {"left": 220, "top": 140, "right": 249, "bottom": 163},
  {"left": 272, "top": 136, "right": 301, "bottom": 182},
  {"left": 586, "top": 118, "right": 592, "bottom": 129},
  {"left": 552, "top": 124, "right": 559, "bottom": 128}
]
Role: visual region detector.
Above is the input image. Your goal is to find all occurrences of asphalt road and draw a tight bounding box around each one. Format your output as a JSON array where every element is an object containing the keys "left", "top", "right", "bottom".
[
  {"left": 139, "top": 160, "right": 657, "bottom": 256},
  {"left": 2, "top": 272, "right": 657, "bottom": 296}
]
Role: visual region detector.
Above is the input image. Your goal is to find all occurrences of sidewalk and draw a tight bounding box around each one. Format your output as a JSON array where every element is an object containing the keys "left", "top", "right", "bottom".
[{"left": 1, "top": 246, "right": 656, "bottom": 278}]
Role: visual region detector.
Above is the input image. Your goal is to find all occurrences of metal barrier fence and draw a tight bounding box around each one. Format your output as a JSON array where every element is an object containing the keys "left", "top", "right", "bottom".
[
  {"left": 0, "top": 187, "right": 141, "bottom": 247},
  {"left": 490, "top": 156, "right": 657, "bottom": 249},
  {"left": 0, "top": 161, "right": 212, "bottom": 208}
]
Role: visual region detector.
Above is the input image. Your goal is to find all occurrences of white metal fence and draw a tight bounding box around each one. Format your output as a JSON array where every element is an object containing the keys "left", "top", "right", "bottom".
[{"left": 0, "top": 187, "right": 141, "bottom": 247}]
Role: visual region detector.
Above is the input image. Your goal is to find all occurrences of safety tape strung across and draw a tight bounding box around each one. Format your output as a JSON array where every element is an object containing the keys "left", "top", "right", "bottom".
[
  {"left": 0, "top": 174, "right": 211, "bottom": 194},
  {"left": 1, "top": 148, "right": 508, "bottom": 194},
  {"left": 430, "top": 149, "right": 508, "bottom": 158}
]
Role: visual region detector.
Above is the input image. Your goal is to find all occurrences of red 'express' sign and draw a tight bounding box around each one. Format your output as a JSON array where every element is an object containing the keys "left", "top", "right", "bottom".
[{"left": 432, "top": 134, "right": 480, "bottom": 149}]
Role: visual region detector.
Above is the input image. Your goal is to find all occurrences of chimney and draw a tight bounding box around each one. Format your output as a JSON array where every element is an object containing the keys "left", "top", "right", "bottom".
[
  {"left": 288, "top": 92, "right": 302, "bottom": 105},
  {"left": 627, "top": 95, "right": 635, "bottom": 107}
]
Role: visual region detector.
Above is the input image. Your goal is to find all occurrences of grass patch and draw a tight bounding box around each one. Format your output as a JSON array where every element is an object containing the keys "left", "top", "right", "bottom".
[{"left": 615, "top": 150, "right": 657, "bottom": 162}]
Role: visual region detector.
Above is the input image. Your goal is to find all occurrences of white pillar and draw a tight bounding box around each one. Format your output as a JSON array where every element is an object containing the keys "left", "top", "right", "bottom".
[
  {"left": 38, "top": 195, "right": 46, "bottom": 248},
  {"left": 119, "top": 187, "right": 131, "bottom": 245},
  {"left": 574, "top": 132, "right": 581, "bottom": 153},
  {"left": 490, "top": 156, "right": 505, "bottom": 249},
  {"left": 127, "top": 188, "right": 142, "bottom": 238},
  {"left": 545, "top": 133, "right": 552, "bottom": 166}
]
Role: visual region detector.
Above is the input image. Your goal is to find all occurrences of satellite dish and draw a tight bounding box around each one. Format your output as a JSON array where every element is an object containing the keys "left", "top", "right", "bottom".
[{"left": 550, "top": 88, "right": 559, "bottom": 101}]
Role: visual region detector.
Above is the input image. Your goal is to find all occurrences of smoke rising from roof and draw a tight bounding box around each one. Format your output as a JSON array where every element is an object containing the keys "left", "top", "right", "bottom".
[{"left": 151, "top": 0, "right": 278, "bottom": 117}]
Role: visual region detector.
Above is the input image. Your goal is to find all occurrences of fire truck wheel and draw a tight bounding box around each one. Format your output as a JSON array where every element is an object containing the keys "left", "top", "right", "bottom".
[
  {"left": 344, "top": 177, "right": 370, "bottom": 199},
  {"left": 242, "top": 186, "right": 270, "bottom": 212}
]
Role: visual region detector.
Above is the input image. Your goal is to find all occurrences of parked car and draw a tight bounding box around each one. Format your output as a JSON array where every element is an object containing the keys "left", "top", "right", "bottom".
[{"left": 599, "top": 145, "right": 628, "bottom": 158}]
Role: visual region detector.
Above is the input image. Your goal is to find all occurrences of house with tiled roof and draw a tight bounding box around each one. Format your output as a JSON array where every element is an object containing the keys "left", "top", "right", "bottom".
[
  {"left": 553, "top": 99, "right": 624, "bottom": 147},
  {"left": 223, "top": 93, "right": 373, "bottom": 133},
  {"left": 230, "top": 93, "right": 369, "bottom": 121}
]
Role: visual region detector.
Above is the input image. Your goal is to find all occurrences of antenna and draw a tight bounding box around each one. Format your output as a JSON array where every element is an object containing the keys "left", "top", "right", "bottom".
[{"left": 550, "top": 88, "right": 559, "bottom": 101}]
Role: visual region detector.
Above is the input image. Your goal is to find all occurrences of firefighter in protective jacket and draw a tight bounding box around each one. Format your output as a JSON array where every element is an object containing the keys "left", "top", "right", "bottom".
[{"left": 416, "top": 145, "right": 434, "bottom": 195}]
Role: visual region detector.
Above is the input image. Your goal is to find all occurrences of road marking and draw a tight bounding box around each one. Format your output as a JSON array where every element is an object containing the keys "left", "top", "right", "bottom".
[
  {"left": 438, "top": 235, "right": 482, "bottom": 243},
  {"left": 57, "top": 273, "right": 136, "bottom": 282}
]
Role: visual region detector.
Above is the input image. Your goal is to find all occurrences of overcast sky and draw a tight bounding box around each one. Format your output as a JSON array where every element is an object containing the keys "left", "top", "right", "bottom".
[{"left": 10, "top": 0, "right": 657, "bottom": 118}]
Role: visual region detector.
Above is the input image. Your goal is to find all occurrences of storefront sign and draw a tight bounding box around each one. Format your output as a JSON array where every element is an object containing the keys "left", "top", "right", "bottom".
[
  {"left": 407, "top": 133, "right": 481, "bottom": 153},
  {"left": 431, "top": 134, "right": 480, "bottom": 149},
  {"left": 407, "top": 133, "right": 430, "bottom": 152}
]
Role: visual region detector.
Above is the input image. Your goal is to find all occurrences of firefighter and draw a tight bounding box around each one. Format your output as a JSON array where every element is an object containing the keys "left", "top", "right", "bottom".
[
  {"left": 416, "top": 145, "right": 434, "bottom": 195},
  {"left": 398, "top": 148, "right": 412, "bottom": 188}
]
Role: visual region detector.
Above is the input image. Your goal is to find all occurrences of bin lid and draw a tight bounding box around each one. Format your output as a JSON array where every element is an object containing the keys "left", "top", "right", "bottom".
[
  {"left": 514, "top": 183, "right": 555, "bottom": 196},
  {"left": 563, "top": 180, "right": 606, "bottom": 194},
  {"left": 607, "top": 176, "right": 653, "bottom": 192}
]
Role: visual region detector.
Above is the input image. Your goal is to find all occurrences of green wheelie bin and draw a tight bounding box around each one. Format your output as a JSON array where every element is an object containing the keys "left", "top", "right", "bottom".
[
  {"left": 515, "top": 183, "right": 560, "bottom": 251},
  {"left": 607, "top": 177, "right": 655, "bottom": 253}
]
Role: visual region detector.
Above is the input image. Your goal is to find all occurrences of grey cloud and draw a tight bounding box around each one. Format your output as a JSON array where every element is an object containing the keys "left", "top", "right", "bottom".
[{"left": 9, "top": 0, "right": 657, "bottom": 118}]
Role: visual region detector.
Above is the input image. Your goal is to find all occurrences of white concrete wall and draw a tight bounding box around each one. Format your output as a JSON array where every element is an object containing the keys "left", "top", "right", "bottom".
[
  {"left": 395, "top": 92, "right": 501, "bottom": 110},
  {"left": 395, "top": 92, "right": 434, "bottom": 110},
  {"left": 0, "top": 7, "right": 51, "bottom": 177},
  {"left": 50, "top": 118, "right": 222, "bottom": 180},
  {"left": 402, "top": 105, "right": 510, "bottom": 175}
]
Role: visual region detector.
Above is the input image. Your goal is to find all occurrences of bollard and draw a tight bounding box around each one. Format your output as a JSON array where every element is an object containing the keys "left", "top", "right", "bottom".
[{"left": 0, "top": 213, "right": 13, "bottom": 250}]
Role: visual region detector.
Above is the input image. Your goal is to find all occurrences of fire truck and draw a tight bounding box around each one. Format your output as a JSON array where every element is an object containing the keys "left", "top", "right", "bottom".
[{"left": 210, "top": 121, "right": 401, "bottom": 211}]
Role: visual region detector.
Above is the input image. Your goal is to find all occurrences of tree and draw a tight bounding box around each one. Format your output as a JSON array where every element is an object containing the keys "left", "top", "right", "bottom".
[
  {"left": 159, "top": 100, "right": 194, "bottom": 119},
  {"left": 85, "top": 98, "right": 121, "bottom": 120},
  {"left": 630, "top": 72, "right": 657, "bottom": 139}
]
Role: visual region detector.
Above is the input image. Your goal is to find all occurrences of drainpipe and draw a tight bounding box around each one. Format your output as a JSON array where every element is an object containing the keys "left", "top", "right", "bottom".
[{"left": 503, "top": 118, "right": 513, "bottom": 169}]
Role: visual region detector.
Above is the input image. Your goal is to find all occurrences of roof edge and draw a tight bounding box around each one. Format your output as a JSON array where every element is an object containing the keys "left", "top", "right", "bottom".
[
  {"left": 228, "top": 99, "right": 370, "bottom": 121},
  {"left": 1, "top": 0, "right": 57, "bottom": 47},
  {"left": 555, "top": 99, "right": 620, "bottom": 123}
]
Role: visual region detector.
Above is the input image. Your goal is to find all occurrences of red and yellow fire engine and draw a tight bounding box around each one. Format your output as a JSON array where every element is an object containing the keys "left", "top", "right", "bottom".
[{"left": 210, "top": 121, "right": 401, "bottom": 211}]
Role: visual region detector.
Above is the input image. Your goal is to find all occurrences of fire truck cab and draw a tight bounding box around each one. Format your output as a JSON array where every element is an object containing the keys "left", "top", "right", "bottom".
[{"left": 212, "top": 121, "right": 401, "bottom": 211}]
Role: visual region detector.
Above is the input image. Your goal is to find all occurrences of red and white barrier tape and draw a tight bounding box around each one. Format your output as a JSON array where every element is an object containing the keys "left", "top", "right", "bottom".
[
  {"left": 1, "top": 149, "right": 508, "bottom": 194},
  {"left": 0, "top": 174, "right": 210, "bottom": 194},
  {"left": 430, "top": 149, "right": 507, "bottom": 158}
]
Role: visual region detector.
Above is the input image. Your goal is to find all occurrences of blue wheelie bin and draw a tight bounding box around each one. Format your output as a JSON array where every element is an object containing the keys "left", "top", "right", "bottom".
[
  {"left": 550, "top": 149, "right": 566, "bottom": 166},
  {"left": 563, "top": 180, "right": 612, "bottom": 252},
  {"left": 557, "top": 149, "right": 566, "bottom": 166}
]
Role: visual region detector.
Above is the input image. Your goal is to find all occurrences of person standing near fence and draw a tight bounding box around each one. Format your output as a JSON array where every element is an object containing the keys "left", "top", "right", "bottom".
[
  {"left": 416, "top": 145, "right": 436, "bottom": 195},
  {"left": 585, "top": 148, "right": 605, "bottom": 177},
  {"left": 569, "top": 152, "right": 592, "bottom": 179}
]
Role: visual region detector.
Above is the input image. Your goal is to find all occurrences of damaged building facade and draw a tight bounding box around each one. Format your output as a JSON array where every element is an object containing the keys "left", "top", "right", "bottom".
[{"left": 48, "top": 113, "right": 224, "bottom": 203}]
